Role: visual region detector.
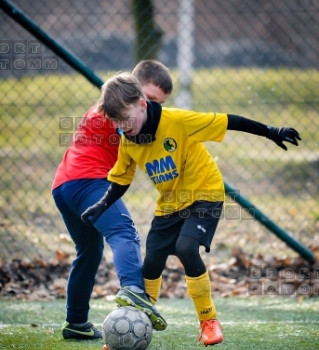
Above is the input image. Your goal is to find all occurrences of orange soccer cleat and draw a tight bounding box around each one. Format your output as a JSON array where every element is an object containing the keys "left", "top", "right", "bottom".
[
  {"left": 198, "top": 319, "right": 224, "bottom": 346},
  {"left": 102, "top": 345, "right": 109, "bottom": 350}
]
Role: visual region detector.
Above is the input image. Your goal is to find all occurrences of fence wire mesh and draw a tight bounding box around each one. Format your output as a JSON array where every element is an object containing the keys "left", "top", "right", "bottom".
[{"left": 0, "top": 0, "right": 318, "bottom": 263}]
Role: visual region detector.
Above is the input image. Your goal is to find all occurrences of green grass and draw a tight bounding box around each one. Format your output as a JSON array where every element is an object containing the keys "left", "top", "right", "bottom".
[
  {"left": 0, "top": 297, "right": 318, "bottom": 349},
  {"left": 1, "top": 67, "right": 318, "bottom": 151},
  {"left": 1, "top": 67, "right": 317, "bottom": 160}
]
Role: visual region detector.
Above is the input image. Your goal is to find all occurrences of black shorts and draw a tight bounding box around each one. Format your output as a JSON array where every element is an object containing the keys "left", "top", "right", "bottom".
[{"left": 146, "top": 201, "right": 223, "bottom": 254}]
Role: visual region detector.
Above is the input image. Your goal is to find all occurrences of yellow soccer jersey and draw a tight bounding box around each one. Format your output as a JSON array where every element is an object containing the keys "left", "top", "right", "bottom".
[{"left": 108, "top": 107, "right": 228, "bottom": 216}]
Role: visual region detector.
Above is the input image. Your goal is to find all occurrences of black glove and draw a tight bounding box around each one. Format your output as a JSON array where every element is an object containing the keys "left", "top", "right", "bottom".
[
  {"left": 81, "top": 183, "right": 129, "bottom": 226},
  {"left": 267, "top": 127, "right": 301, "bottom": 151},
  {"left": 81, "top": 198, "right": 108, "bottom": 226}
]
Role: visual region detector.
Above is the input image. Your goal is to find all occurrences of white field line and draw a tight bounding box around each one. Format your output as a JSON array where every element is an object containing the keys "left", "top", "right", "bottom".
[
  {"left": 168, "top": 320, "right": 319, "bottom": 326},
  {"left": 211, "top": 320, "right": 319, "bottom": 325},
  {"left": 1, "top": 320, "right": 319, "bottom": 328}
]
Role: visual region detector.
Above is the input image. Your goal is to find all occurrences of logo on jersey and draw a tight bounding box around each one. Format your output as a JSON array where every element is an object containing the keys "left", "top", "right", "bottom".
[
  {"left": 163, "top": 138, "right": 177, "bottom": 152},
  {"left": 145, "top": 155, "right": 179, "bottom": 184}
]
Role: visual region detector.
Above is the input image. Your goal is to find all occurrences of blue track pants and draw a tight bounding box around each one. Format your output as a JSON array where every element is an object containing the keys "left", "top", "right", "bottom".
[{"left": 52, "top": 178, "right": 144, "bottom": 323}]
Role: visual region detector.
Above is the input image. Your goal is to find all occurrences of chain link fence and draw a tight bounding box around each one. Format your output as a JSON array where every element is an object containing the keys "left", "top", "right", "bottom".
[{"left": 0, "top": 0, "right": 318, "bottom": 264}]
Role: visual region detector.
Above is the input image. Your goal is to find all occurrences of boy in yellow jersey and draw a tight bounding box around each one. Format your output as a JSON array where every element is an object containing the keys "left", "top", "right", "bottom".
[{"left": 82, "top": 73, "right": 301, "bottom": 347}]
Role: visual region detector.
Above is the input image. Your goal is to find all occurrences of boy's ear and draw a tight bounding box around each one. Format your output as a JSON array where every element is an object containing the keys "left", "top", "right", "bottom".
[{"left": 140, "top": 98, "right": 147, "bottom": 110}]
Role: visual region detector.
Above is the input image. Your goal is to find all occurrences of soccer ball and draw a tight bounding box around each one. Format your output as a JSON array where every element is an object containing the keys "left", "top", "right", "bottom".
[{"left": 102, "top": 306, "right": 153, "bottom": 350}]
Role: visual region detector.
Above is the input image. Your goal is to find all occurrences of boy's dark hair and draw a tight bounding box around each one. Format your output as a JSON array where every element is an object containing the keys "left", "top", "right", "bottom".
[{"left": 132, "top": 60, "right": 173, "bottom": 95}]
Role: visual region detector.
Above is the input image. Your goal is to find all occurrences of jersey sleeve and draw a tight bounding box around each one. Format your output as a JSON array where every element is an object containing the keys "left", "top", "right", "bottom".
[
  {"left": 183, "top": 110, "right": 228, "bottom": 142},
  {"left": 107, "top": 137, "right": 137, "bottom": 185}
]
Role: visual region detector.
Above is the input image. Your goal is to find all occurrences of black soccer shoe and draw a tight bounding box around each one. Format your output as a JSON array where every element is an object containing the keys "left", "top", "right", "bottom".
[
  {"left": 115, "top": 286, "right": 167, "bottom": 331},
  {"left": 62, "top": 321, "right": 102, "bottom": 340}
]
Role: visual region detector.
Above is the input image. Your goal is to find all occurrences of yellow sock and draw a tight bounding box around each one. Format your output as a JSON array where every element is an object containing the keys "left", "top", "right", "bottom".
[
  {"left": 186, "top": 270, "right": 217, "bottom": 321},
  {"left": 144, "top": 276, "right": 162, "bottom": 305}
]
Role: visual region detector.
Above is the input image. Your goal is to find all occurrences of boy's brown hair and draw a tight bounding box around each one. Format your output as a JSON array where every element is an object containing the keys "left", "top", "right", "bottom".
[
  {"left": 132, "top": 60, "right": 173, "bottom": 95},
  {"left": 96, "top": 73, "right": 144, "bottom": 121}
]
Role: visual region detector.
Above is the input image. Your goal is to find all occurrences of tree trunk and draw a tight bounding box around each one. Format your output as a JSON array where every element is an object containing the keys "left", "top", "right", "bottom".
[{"left": 132, "top": 0, "right": 163, "bottom": 63}]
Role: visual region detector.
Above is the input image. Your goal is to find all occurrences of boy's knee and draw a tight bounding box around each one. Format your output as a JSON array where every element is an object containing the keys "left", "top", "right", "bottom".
[{"left": 175, "top": 238, "right": 198, "bottom": 260}]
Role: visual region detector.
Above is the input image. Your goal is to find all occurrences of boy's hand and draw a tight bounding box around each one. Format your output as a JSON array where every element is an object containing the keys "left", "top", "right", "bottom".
[
  {"left": 81, "top": 200, "right": 108, "bottom": 226},
  {"left": 267, "top": 127, "right": 301, "bottom": 151}
]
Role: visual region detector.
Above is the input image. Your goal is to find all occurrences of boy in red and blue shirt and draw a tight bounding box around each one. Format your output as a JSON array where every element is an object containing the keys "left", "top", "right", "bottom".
[{"left": 52, "top": 61, "right": 173, "bottom": 340}]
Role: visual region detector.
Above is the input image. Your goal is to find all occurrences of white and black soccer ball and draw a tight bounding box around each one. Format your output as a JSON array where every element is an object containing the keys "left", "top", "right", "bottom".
[{"left": 102, "top": 306, "right": 153, "bottom": 350}]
